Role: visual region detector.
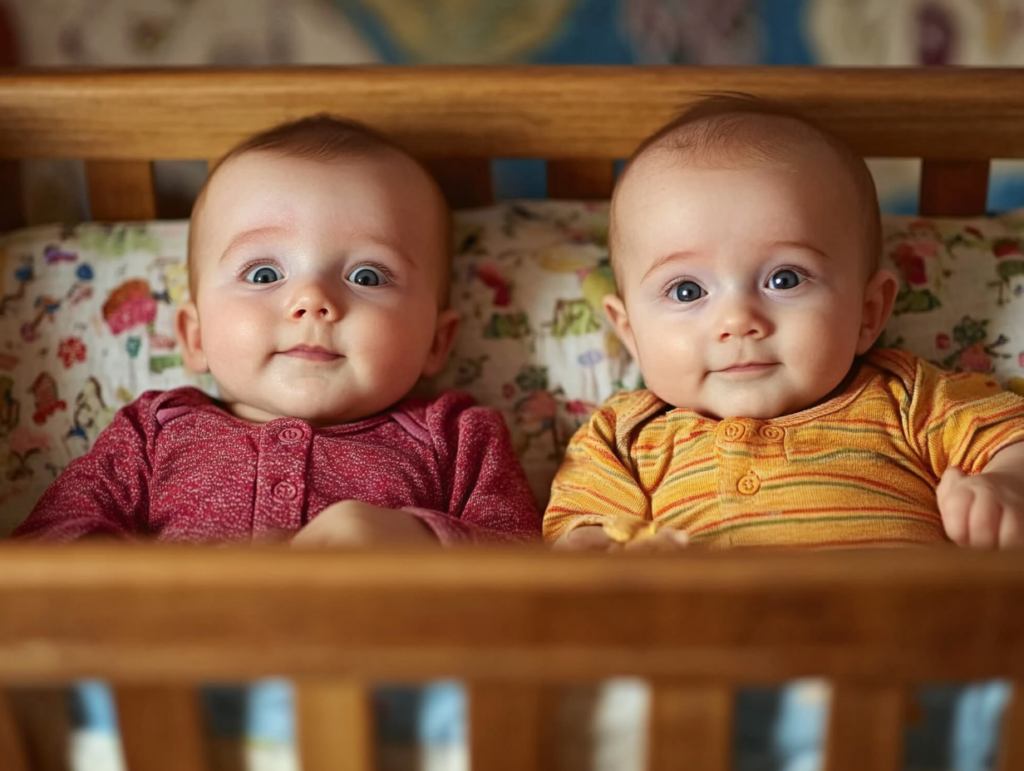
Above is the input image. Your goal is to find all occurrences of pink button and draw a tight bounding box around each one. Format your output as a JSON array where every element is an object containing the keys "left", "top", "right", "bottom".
[
  {"left": 278, "top": 427, "right": 304, "bottom": 444},
  {"left": 273, "top": 481, "right": 297, "bottom": 501}
]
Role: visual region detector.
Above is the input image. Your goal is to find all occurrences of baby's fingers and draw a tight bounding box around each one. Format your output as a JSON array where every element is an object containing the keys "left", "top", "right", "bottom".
[
  {"left": 999, "top": 507, "right": 1024, "bottom": 549},
  {"left": 966, "top": 487, "right": 1002, "bottom": 550},
  {"left": 625, "top": 528, "right": 689, "bottom": 553},
  {"left": 554, "top": 525, "right": 620, "bottom": 552},
  {"left": 937, "top": 467, "right": 972, "bottom": 545}
]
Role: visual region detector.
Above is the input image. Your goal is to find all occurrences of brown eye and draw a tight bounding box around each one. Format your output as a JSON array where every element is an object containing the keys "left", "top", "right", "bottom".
[{"left": 672, "top": 281, "right": 705, "bottom": 303}]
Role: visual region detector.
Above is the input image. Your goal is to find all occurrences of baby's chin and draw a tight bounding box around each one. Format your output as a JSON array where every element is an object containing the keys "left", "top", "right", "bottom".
[
  {"left": 664, "top": 393, "right": 813, "bottom": 422},
  {"left": 220, "top": 391, "right": 390, "bottom": 427}
]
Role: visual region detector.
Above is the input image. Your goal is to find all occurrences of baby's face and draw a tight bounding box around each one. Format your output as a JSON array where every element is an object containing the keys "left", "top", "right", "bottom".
[
  {"left": 183, "top": 151, "right": 452, "bottom": 426},
  {"left": 608, "top": 149, "right": 883, "bottom": 420}
]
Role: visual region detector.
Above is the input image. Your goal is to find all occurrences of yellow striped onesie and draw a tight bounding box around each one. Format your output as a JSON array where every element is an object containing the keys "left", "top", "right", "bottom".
[{"left": 544, "top": 349, "right": 1024, "bottom": 548}]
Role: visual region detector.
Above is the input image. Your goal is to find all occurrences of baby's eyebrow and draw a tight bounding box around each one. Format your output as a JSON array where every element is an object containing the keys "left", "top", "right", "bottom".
[
  {"left": 220, "top": 226, "right": 290, "bottom": 261},
  {"left": 220, "top": 227, "right": 417, "bottom": 269},
  {"left": 642, "top": 250, "right": 700, "bottom": 282},
  {"left": 767, "top": 240, "right": 830, "bottom": 260}
]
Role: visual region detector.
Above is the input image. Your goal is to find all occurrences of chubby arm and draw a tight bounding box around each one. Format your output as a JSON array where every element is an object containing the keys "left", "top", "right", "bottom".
[
  {"left": 938, "top": 441, "right": 1024, "bottom": 549},
  {"left": 294, "top": 394, "right": 542, "bottom": 548},
  {"left": 422, "top": 396, "right": 541, "bottom": 545},
  {"left": 13, "top": 401, "right": 154, "bottom": 541},
  {"left": 544, "top": 397, "right": 680, "bottom": 552}
]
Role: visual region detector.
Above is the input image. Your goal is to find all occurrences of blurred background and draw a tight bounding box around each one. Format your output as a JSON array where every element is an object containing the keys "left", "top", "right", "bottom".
[{"left": 1, "top": 0, "right": 1023, "bottom": 218}]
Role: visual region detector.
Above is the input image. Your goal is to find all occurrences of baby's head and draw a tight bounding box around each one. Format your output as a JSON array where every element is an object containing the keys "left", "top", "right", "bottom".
[
  {"left": 605, "top": 95, "right": 898, "bottom": 420},
  {"left": 176, "top": 114, "right": 458, "bottom": 426}
]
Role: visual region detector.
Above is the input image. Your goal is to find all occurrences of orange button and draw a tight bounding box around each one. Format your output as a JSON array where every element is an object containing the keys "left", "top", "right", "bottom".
[
  {"left": 759, "top": 425, "right": 784, "bottom": 442},
  {"left": 737, "top": 473, "right": 760, "bottom": 495},
  {"left": 721, "top": 421, "right": 746, "bottom": 441}
]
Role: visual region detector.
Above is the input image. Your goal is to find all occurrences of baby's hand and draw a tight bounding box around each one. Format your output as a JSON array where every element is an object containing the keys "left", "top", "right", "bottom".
[
  {"left": 291, "top": 500, "right": 437, "bottom": 548},
  {"left": 553, "top": 525, "right": 622, "bottom": 552},
  {"left": 552, "top": 521, "right": 689, "bottom": 553},
  {"left": 937, "top": 467, "right": 1024, "bottom": 549}
]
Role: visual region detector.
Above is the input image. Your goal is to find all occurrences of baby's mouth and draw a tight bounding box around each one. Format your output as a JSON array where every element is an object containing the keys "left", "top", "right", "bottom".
[
  {"left": 279, "top": 345, "right": 342, "bottom": 362},
  {"left": 716, "top": 361, "right": 776, "bottom": 374}
]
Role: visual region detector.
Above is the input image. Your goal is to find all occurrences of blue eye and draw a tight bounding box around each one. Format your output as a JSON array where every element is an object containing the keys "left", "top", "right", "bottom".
[
  {"left": 672, "top": 280, "right": 705, "bottom": 303},
  {"left": 245, "top": 265, "right": 283, "bottom": 284},
  {"left": 348, "top": 266, "right": 387, "bottom": 287},
  {"left": 768, "top": 269, "right": 802, "bottom": 290}
]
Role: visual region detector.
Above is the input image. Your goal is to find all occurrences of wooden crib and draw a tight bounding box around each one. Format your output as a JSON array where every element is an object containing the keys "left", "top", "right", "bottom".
[{"left": 0, "top": 66, "right": 1022, "bottom": 771}]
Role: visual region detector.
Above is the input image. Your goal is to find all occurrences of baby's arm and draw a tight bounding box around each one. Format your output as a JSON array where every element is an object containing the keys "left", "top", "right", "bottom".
[
  {"left": 422, "top": 395, "right": 541, "bottom": 544},
  {"left": 545, "top": 397, "right": 683, "bottom": 552},
  {"left": 291, "top": 500, "right": 437, "bottom": 548},
  {"left": 296, "top": 393, "right": 541, "bottom": 548},
  {"left": 937, "top": 442, "right": 1024, "bottom": 549},
  {"left": 13, "top": 397, "right": 155, "bottom": 541}
]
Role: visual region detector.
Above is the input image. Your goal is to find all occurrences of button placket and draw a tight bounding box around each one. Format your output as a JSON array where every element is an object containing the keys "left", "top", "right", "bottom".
[{"left": 254, "top": 421, "right": 311, "bottom": 533}]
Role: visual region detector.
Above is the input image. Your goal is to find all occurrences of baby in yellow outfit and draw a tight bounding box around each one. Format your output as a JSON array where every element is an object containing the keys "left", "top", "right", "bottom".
[{"left": 545, "top": 96, "right": 1024, "bottom": 551}]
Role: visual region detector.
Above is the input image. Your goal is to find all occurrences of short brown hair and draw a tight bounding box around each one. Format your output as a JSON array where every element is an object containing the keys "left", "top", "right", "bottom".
[
  {"left": 610, "top": 93, "right": 882, "bottom": 276},
  {"left": 188, "top": 114, "right": 451, "bottom": 302}
]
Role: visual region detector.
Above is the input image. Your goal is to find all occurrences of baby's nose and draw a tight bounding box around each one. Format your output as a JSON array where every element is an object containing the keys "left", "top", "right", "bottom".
[
  {"left": 717, "top": 299, "right": 769, "bottom": 340},
  {"left": 290, "top": 285, "right": 341, "bottom": 320}
]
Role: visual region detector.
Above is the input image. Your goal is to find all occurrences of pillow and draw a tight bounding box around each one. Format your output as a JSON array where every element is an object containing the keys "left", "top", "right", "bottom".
[
  {"left": 432, "top": 202, "right": 639, "bottom": 504},
  {"left": 878, "top": 213, "right": 1024, "bottom": 396},
  {"left": 3, "top": 203, "right": 1024, "bottom": 534}
]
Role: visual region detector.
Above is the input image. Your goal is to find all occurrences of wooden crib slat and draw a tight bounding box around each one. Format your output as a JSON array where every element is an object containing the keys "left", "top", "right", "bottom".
[
  {"left": 85, "top": 160, "right": 157, "bottom": 221},
  {"left": 998, "top": 681, "right": 1024, "bottom": 771},
  {"left": 295, "top": 682, "right": 374, "bottom": 771},
  {"left": 546, "top": 160, "right": 615, "bottom": 199},
  {"left": 115, "top": 686, "right": 210, "bottom": 771},
  {"left": 919, "top": 159, "right": 990, "bottom": 217},
  {"left": 423, "top": 158, "right": 493, "bottom": 209},
  {"left": 823, "top": 683, "right": 905, "bottom": 771},
  {"left": 0, "top": 690, "right": 30, "bottom": 771},
  {"left": 648, "top": 683, "right": 732, "bottom": 771},
  {"left": 469, "top": 684, "right": 558, "bottom": 771},
  {"left": 5, "top": 688, "right": 70, "bottom": 771}
]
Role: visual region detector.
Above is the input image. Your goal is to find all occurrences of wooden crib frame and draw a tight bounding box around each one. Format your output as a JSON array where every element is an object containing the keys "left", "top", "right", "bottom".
[{"left": 0, "top": 66, "right": 1023, "bottom": 771}]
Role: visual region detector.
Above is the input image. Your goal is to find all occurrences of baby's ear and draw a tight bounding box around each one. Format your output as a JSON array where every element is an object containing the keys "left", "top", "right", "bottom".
[
  {"left": 175, "top": 300, "right": 209, "bottom": 373},
  {"left": 603, "top": 294, "right": 640, "bottom": 362},
  {"left": 856, "top": 268, "right": 899, "bottom": 355},
  {"left": 420, "top": 309, "right": 461, "bottom": 378}
]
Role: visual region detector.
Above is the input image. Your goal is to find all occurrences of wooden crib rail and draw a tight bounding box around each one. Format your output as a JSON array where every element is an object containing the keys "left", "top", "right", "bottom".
[
  {"left": 1, "top": 546, "right": 1022, "bottom": 771},
  {"left": 0, "top": 66, "right": 1020, "bottom": 215},
  {"left": 1, "top": 545, "right": 1021, "bottom": 683},
  {"left": 1, "top": 67, "right": 1023, "bottom": 162}
]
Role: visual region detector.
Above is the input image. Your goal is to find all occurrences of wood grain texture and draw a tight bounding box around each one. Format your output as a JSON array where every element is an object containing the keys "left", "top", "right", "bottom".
[
  {"left": 547, "top": 160, "right": 615, "bottom": 199},
  {"left": 469, "top": 684, "right": 559, "bottom": 771},
  {"left": 648, "top": 683, "right": 732, "bottom": 771},
  {"left": 0, "top": 546, "right": 1021, "bottom": 683},
  {"left": 919, "top": 159, "right": 990, "bottom": 216},
  {"left": 999, "top": 683, "right": 1024, "bottom": 771},
  {"left": 115, "top": 686, "right": 210, "bottom": 771},
  {"left": 0, "top": 690, "right": 29, "bottom": 771},
  {"left": 5, "top": 688, "right": 70, "bottom": 771},
  {"left": 85, "top": 160, "right": 156, "bottom": 221},
  {"left": 296, "top": 682, "right": 374, "bottom": 771},
  {"left": 824, "top": 683, "right": 906, "bottom": 771},
  {"left": 0, "top": 68, "right": 1023, "bottom": 161}
]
